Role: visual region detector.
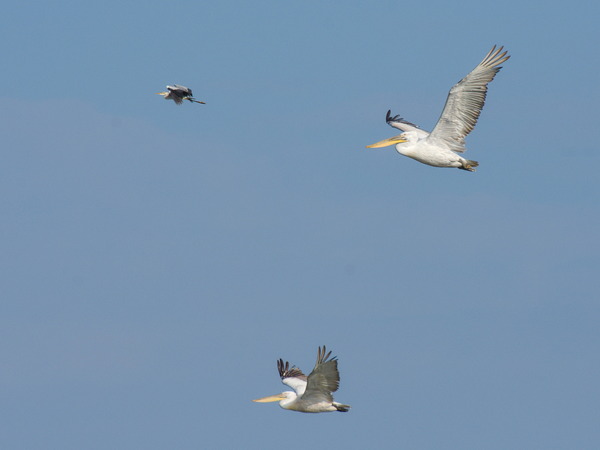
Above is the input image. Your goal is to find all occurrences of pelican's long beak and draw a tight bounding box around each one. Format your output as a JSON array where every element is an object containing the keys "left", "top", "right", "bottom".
[
  {"left": 366, "top": 135, "right": 407, "bottom": 148},
  {"left": 156, "top": 92, "right": 167, "bottom": 96},
  {"left": 252, "top": 393, "right": 286, "bottom": 403}
]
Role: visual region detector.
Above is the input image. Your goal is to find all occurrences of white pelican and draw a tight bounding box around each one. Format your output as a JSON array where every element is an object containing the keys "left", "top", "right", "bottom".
[
  {"left": 367, "top": 45, "right": 510, "bottom": 171},
  {"left": 156, "top": 85, "right": 206, "bottom": 104},
  {"left": 253, "top": 346, "right": 351, "bottom": 413}
]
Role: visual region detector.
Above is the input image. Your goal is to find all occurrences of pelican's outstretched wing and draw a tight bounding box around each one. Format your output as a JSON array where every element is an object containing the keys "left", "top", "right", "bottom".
[
  {"left": 278, "top": 359, "right": 308, "bottom": 397},
  {"left": 429, "top": 45, "right": 510, "bottom": 152},
  {"left": 386, "top": 110, "right": 430, "bottom": 138},
  {"left": 301, "top": 346, "right": 340, "bottom": 403}
]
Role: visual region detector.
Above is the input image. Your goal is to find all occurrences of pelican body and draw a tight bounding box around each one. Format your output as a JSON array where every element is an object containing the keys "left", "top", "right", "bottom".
[
  {"left": 253, "top": 346, "right": 350, "bottom": 413},
  {"left": 367, "top": 45, "right": 510, "bottom": 171},
  {"left": 156, "top": 84, "right": 205, "bottom": 105}
]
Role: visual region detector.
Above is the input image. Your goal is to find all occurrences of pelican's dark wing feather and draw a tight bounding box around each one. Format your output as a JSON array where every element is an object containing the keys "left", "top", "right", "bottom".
[
  {"left": 278, "top": 358, "right": 308, "bottom": 396},
  {"left": 386, "top": 110, "right": 430, "bottom": 138}
]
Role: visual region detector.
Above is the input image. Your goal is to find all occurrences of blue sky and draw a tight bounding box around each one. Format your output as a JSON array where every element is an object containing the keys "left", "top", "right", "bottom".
[{"left": 1, "top": 1, "right": 599, "bottom": 448}]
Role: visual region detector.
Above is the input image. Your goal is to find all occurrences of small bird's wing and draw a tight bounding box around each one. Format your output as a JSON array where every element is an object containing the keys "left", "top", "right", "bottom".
[
  {"left": 170, "top": 84, "right": 193, "bottom": 97},
  {"left": 278, "top": 359, "right": 308, "bottom": 397},
  {"left": 429, "top": 45, "right": 510, "bottom": 152},
  {"left": 301, "top": 346, "right": 340, "bottom": 403},
  {"left": 164, "top": 86, "right": 184, "bottom": 104},
  {"left": 386, "top": 110, "right": 430, "bottom": 138}
]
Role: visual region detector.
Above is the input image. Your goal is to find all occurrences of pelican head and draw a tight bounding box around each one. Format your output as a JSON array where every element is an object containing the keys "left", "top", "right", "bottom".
[
  {"left": 253, "top": 391, "right": 296, "bottom": 409},
  {"left": 366, "top": 134, "right": 408, "bottom": 148}
]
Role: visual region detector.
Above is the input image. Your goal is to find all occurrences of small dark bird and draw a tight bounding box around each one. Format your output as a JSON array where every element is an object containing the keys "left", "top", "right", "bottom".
[{"left": 156, "top": 85, "right": 205, "bottom": 105}]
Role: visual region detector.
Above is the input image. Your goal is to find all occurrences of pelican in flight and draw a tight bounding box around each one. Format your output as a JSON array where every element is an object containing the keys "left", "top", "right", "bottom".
[
  {"left": 367, "top": 45, "right": 510, "bottom": 171},
  {"left": 253, "top": 346, "right": 351, "bottom": 413},
  {"left": 156, "top": 85, "right": 206, "bottom": 104}
]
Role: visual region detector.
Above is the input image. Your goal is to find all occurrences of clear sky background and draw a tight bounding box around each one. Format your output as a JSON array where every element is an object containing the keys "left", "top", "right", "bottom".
[{"left": 1, "top": 1, "right": 599, "bottom": 449}]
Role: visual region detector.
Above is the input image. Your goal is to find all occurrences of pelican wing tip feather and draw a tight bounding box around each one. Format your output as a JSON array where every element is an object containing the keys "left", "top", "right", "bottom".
[
  {"left": 481, "top": 45, "right": 511, "bottom": 69},
  {"left": 315, "top": 345, "right": 336, "bottom": 367},
  {"left": 277, "top": 358, "right": 306, "bottom": 380},
  {"left": 386, "top": 110, "right": 420, "bottom": 129}
]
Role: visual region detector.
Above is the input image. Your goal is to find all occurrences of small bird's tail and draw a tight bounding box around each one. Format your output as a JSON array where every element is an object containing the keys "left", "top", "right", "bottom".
[
  {"left": 459, "top": 159, "right": 479, "bottom": 172},
  {"left": 333, "top": 402, "right": 351, "bottom": 412}
]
